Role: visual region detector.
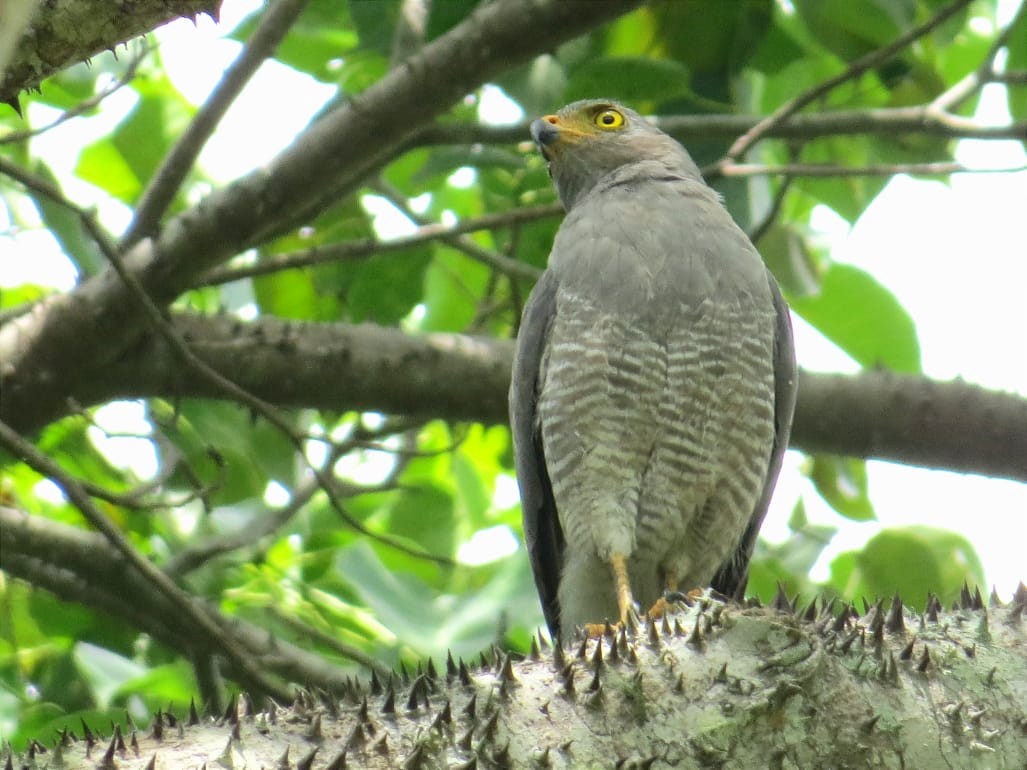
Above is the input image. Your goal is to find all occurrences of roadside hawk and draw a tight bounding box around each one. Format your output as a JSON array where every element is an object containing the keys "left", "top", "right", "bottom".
[{"left": 509, "top": 100, "right": 797, "bottom": 639}]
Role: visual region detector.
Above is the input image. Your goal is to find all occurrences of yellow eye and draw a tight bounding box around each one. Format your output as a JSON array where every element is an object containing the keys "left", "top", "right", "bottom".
[{"left": 594, "top": 109, "right": 625, "bottom": 130}]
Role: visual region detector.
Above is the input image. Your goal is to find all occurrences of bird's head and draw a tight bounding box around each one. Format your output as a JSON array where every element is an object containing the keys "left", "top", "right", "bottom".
[{"left": 530, "top": 99, "right": 701, "bottom": 209}]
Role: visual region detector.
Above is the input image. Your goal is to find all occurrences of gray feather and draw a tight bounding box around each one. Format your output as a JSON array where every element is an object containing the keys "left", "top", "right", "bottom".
[{"left": 511, "top": 100, "right": 796, "bottom": 638}]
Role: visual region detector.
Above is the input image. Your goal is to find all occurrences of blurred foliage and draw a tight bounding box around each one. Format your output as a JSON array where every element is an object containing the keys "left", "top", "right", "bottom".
[{"left": 0, "top": 0, "right": 1015, "bottom": 750}]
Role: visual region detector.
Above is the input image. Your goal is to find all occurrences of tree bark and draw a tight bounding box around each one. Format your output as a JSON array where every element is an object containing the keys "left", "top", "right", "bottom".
[
  {"left": 0, "top": 0, "right": 221, "bottom": 108},
  {"left": 3, "top": 559, "right": 1024, "bottom": 769},
  {"left": 4, "top": 310, "right": 1023, "bottom": 482}
]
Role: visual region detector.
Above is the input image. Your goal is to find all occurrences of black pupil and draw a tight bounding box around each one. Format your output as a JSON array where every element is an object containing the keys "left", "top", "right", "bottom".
[{"left": 602, "top": 113, "right": 615, "bottom": 124}]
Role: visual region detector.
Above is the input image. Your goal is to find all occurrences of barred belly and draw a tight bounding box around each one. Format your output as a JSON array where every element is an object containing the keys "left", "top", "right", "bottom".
[{"left": 538, "top": 291, "right": 777, "bottom": 614}]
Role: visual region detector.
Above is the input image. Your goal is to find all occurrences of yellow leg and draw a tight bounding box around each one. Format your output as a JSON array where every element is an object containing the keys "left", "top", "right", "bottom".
[{"left": 610, "top": 553, "right": 635, "bottom": 626}]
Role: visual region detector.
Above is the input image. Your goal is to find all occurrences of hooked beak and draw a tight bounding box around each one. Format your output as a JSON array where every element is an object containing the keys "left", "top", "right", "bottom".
[{"left": 530, "top": 114, "right": 583, "bottom": 162}]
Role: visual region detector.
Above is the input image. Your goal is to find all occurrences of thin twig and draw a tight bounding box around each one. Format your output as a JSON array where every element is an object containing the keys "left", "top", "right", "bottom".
[
  {"left": 716, "top": 161, "right": 1025, "bottom": 178},
  {"left": 370, "top": 178, "right": 544, "bottom": 281},
  {"left": 121, "top": 0, "right": 310, "bottom": 248},
  {"left": 0, "top": 418, "right": 293, "bottom": 701},
  {"left": 78, "top": 457, "right": 225, "bottom": 511},
  {"left": 410, "top": 109, "right": 1027, "bottom": 148},
  {"left": 98, "top": 240, "right": 456, "bottom": 566},
  {"left": 992, "top": 71, "right": 1027, "bottom": 85},
  {"left": 748, "top": 177, "right": 794, "bottom": 246},
  {"left": 0, "top": 155, "right": 118, "bottom": 257},
  {"left": 0, "top": 43, "right": 151, "bottom": 145},
  {"left": 163, "top": 417, "right": 416, "bottom": 578},
  {"left": 194, "top": 203, "right": 555, "bottom": 288},
  {"left": 268, "top": 608, "right": 393, "bottom": 678},
  {"left": 928, "top": 0, "right": 1026, "bottom": 113},
  {"left": 717, "top": 0, "right": 974, "bottom": 167},
  {"left": 389, "top": 0, "right": 429, "bottom": 68}
]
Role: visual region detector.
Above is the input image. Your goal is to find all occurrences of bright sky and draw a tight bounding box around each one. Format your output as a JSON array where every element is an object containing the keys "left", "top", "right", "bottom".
[{"left": 2, "top": 0, "right": 1024, "bottom": 597}]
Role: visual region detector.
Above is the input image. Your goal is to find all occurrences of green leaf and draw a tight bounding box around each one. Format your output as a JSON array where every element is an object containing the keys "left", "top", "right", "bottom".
[
  {"left": 808, "top": 455, "right": 876, "bottom": 521},
  {"left": 756, "top": 224, "right": 822, "bottom": 298},
  {"left": 495, "top": 56, "right": 567, "bottom": 119},
  {"left": 337, "top": 50, "right": 389, "bottom": 94},
  {"left": 425, "top": 0, "right": 481, "bottom": 41},
  {"left": 334, "top": 540, "right": 444, "bottom": 646},
  {"left": 564, "top": 57, "right": 692, "bottom": 104},
  {"left": 346, "top": 248, "right": 431, "bottom": 325},
  {"left": 156, "top": 400, "right": 294, "bottom": 505},
  {"left": 419, "top": 245, "right": 490, "bottom": 332},
  {"left": 793, "top": 138, "right": 889, "bottom": 221},
  {"left": 646, "top": 0, "right": 774, "bottom": 75},
  {"left": 384, "top": 483, "right": 457, "bottom": 559},
  {"left": 28, "top": 161, "right": 105, "bottom": 276},
  {"left": 37, "top": 419, "right": 128, "bottom": 496},
  {"left": 73, "top": 643, "right": 145, "bottom": 708},
  {"left": 76, "top": 138, "right": 140, "bottom": 203},
  {"left": 413, "top": 146, "right": 524, "bottom": 185},
  {"left": 789, "top": 262, "right": 921, "bottom": 373},
  {"left": 349, "top": 0, "right": 401, "bottom": 53},
  {"left": 0, "top": 283, "right": 50, "bottom": 309},
  {"left": 833, "top": 526, "right": 985, "bottom": 610},
  {"left": 253, "top": 268, "right": 340, "bottom": 321},
  {"left": 112, "top": 83, "right": 188, "bottom": 196},
  {"left": 113, "top": 661, "right": 196, "bottom": 705},
  {"left": 8, "top": 705, "right": 115, "bottom": 754},
  {"left": 793, "top": 0, "right": 905, "bottom": 61},
  {"left": 747, "top": 500, "right": 836, "bottom": 602}
]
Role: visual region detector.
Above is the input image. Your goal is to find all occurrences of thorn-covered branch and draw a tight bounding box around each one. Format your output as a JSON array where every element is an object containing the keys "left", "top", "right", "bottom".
[{"left": 0, "top": 0, "right": 221, "bottom": 107}]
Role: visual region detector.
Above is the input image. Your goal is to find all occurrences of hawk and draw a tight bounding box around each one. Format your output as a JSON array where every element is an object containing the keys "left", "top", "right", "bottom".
[{"left": 509, "top": 100, "right": 797, "bottom": 639}]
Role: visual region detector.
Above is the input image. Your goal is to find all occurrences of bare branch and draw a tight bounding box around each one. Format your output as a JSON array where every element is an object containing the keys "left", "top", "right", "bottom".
[
  {"left": 718, "top": 0, "right": 974, "bottom": 168},
  {"left": 195, "top": 203, "right": 556, "bottom": 288},
  {"left": 23, "top": 312, "right": 1026, "bottom": 484},
  {"left": 410, "top": 108, "right": 1027, "bottom": 148},
  {"left": 716, "top": 161, "right": 1025, "bottom": 179},
  {"left": 792, "top": 370, "right": 1027, "bottom": 482},
  {"left": 370, "top": 177, "right": 542, "bottom": 281},
  {"left": 121, "top": 0, "right": 310, "bottom": 248}
]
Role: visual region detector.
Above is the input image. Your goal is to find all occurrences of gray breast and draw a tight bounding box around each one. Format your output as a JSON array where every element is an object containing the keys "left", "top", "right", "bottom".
[{"left": 539, "top": 171, "right": 779, "bottom": 625}]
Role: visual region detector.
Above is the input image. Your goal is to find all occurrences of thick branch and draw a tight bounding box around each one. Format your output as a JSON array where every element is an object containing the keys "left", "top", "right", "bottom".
[
  {"left": 794, "top": 370, "right": 1027, "bottom": 480},
  {"left": 0, "top": 505, "right": 387, "bottom": 687},
  {"left": 3, "top": 573, "right": 1025, "bottom": 769},
  {"left": 0, "top": 0, "right": 221, "bottom": 107},
  {"left": 21, "top": 312, "right": 1027, "bottom": 483}
]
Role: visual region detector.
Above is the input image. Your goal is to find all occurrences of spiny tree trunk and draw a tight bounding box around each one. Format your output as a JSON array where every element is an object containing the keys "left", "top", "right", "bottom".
[{"left": 8, "top": 590, "right": 1025, "bottom": 769}]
